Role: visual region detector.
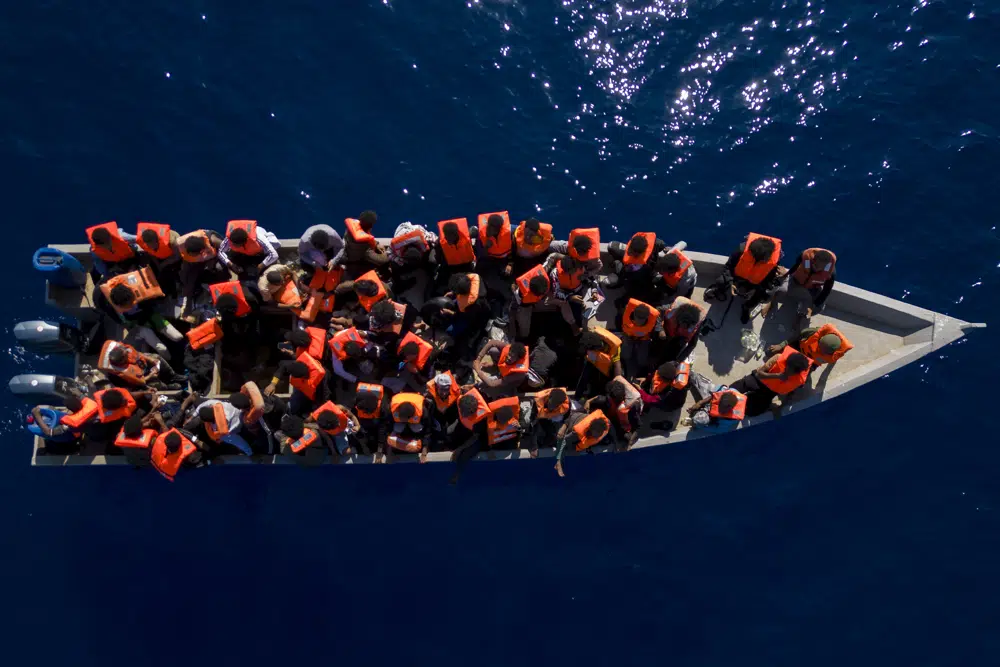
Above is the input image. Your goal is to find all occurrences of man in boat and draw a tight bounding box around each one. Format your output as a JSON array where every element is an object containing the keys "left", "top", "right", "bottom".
[
  {"left": 84, "top": 386, "right": 159, "bottom": 448},
  {"left": 325, "top": 327, "right": 387, "bottom": 386},
  {"left": 391, "top": 332, "right": 442, "bottom": 393},
  {"left": 135, "top": 222, "right": 182, "bottom": 295},
  {"left": 618, "top": 298, "right": 662, "bottom": 381},
  {"left": 549, "top": 228, "right": 604, "bottom": 281},
  {"left": 217, "top": 220, "right": 281, "bottom": 278},
  {"left": 188, "top": 397, "right": 254, "bottom": 456},
  {"left": 658, "top": 297, "right": 706, "bottom": 362},
  {"left": 177, "top": 229, "right": 228, "bottom": 302},
  {"left": 352, "top": 383, "right": 390, "bottom": 457},
  {"left": 257, "top": 264, "right": 302, "bottom": 307},
  {"left": 94, "top": 272, "right": 185, "bottom": 360},
  {"left": 151, "top": 427, "right": 212, "bottom": 481},
  {"left": 586, "top": 376, "right": 643, "bottom": 450},
  {"left": 433, "top": 219, "right": 478, "bottom": 291},
  {"left": 424, "top": 372, "right": 465, "bottom": 453},
  {"left": 705, "top": 233, "right": 784, "bottom": 324},
  {"left": 472, "top": 340, "right": 530, "bottom": 397},
  {"left": 511, "top": 217, "right": 554, "bottom": 274},
  {"left": 381, "top": 391, "right": 436, "bottom": 463},
  {"left": 553, "top": 409, "right": 612, "bottom": 478},
  {"left": 528, "top": 387, "right": 580, "bottom": 457},
  {"left": 683, "top": 374, "right": 747, "bottom": 433},
  {"left": 265, "top": 357, "right": 331, "bottom": 416},
  {"left": 305, "top": 400, "right": 360, "bottom": 459},
  {"left": 769, "top": 247, "right": 838, "bottom": 323},
  {"left": 653, "top": 242, "right": 698, "bottom": 303},
  {"left": 767, "top": 323, "right": 853, "bottom": 367},
  {"left": 578, "top": 327, "right": 624, "bottom": 396},
  {"left": 386, "top": 220, "right": 438, "bottom": 295},
  {"left": 448, "top": 388, "right": 492, "bottom": 484},
  {"left": 510, "top": 263, "right": 578, "bottom": 339},
  {"left": 276, "top": 414, "right": 329, "bottom": 467},
  {"left": 86, "top": 222, "right": 141, "bottom": 278},
  {"left": 298, "top": 223, "right": 345, "bottom": 270},
  {"left": 545, "top": 253, "right": 590, "bottom": 330},
  {"left": 334, "top": 211, "right": 391, "bottom": 277},
  {"left": 639, "top": 360, "right": 691, "bottom": 413},
  {"left": 607, "top": 232, "right": 667, "bottom": 302},
  {"left": 475, "top": 212, "right": 515, "bottom": 278},
  {"left": 100, "top": 339, "right": 182, "bottom": 390},
  {"left": 425, "top": 273, "right": 490, "bottom": 358},
  {"left": 729, "top": 348, "right": 813, "bottom": 417}
]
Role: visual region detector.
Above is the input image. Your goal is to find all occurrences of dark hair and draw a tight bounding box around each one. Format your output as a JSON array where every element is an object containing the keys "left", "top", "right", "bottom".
[
  {"left": 607, "top": 380, "right": 627, "bottom": 402},
  {"left": 140, "top": 228, "right": 160, "bottom": 249},
  {"left": 343, "top": 340, "right": 362, "bottom": 358},
  {"left": 310, "top": 229, "right": 330, "bottom": 250},
  {"left": 109, "top": 284, "right": 135, "bottom": 307},
  {"left": 486, "top": 214, "right": 504, "bottom": 235},
  {"left": 286, "top": 329, "right": 311, "bottom": 347},
  {"left": 198, "top": 405, "right": 215, "bottom": 422},
  {"left": 458, "top": 394, "right": 480, "bottom": 417},
  {"left": 627, "top": 234, "right": 649, "bottom": 256},
  {"left": 281, "top": 414, "right": 304, "bottom": 440},
  {"left": 785, "top": 352, "right": 810, "bottom": 374},
  {"left": 586, "top": 417, "right": 608, "bottom": 438},
  {"left": 395, "top": 401, "right": 416, "bottom": 421},
  {"left": 630, "top": 304, "right": 651, "bottom": 324},
  {"left": 354, "top": 279, "right": 379, "bottom": 297},
  {"left": 101, "top": 389, "right": 125, "bottom": 410},
  {"left": 525, "top": 217, "right": 540, "bottom": 233},
  {"left": 215, "top": 293, "right": 238, "bottom": 315},
  {"left": 399, "top": 341, "right": 420, "bottom": 358},
  {"left": 506, "top": 342, "right": 526, "bottom": 362},
  {"left": 355, "top": 391, "right": 378, "bottom": 413},
  {"left": 656, "top": 361, "right": 679, "bottom": 381},
  {"left": 91, "top": 227, "right": 112, "bottom": 245},
  {"left": 528, "top": 274, "right": 549, "bottom": 296},
  {"left": 228, "top": 393, "right": 251, "bottom": 410},
  {"left": 164, "top": 431, "right": 182, "bottom": 452},
  {"left": 812, "top": 249, "right": 834, "bottom": 266},
  {"left": 675, "top": 303, "right": 702, "bottom": 328},
  {"left": 749, "top": 237, "right": 776, "bottom": 262},
  {"left": 317, "top": 410, "right": 341, "bottom": 430},
  {"left": 718, "top": 392, "right": 739, "bottom": 413},
  {"left": 371, "top": 300, "right": 398, "bottom": 325},
  {"left": 358, "top": 210, "right": 377, "bottom": 231},
  {"left": 122, "top": 414, "right": 143, "bottom": 437},
  {"left": 544, "top": 388, "right": 567, "bottom": 410},
  {"left": 229, "top": 227, "right": 249, "bottom": 246},
  {"left": 108, "top": 346, "right": 128, "bottom": 366},
  {"left": 657, "top": 252, "right": 681, "bottom": 272},
  {"left": 559, "top": 254, "right": 579, "bottom": 273},
  {"left": 184, "top": 235, "right": 207, "bottom": 253},
  {"left": 442, "top": 222, "right": 460, "bottom": 245},
  {"left": 266, "top": 270, "right": 284, "bottom": 286},
  {"left": 64, "top": 396, "right": 83, "bottom": 413},
  {"left": 580, "top": 331, "right": 605, "bottom": 350},
  {"left": 402, "top": 245, "right": 423, "bottom": 263},
  {"left": 494, "top": 405, "right": 514, "bottom": 423},
  {"left": 571, "top": 234, "right": 593, "bottom": 256},
  {"left": 288, "top": 361, "right": 309, "bottom": 378},
  {"left": 449, "top": 273, "right": 472, "bottom": 295}
]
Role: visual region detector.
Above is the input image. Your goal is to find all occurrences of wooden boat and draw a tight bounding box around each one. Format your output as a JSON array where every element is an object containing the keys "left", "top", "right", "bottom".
[{"left": 22, "top": 239, "right": 985, "bottom": 466}]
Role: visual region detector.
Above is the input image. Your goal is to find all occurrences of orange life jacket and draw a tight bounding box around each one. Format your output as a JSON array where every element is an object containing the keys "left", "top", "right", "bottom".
[
  {"left": 623, "top": 232, "right": 655, "bottom": 267},
  {"left": 209, "top": 281, "right": 252, "bottom": 318},
  {"left": 187, "top": 318, "right": 223, "bottom": 350},
  {"left": 622, "top": 298, "right": 659, "bottom": 340},
  {"left": 289, "top": 352, "right": 326, "bottom": 400},
  {"left": 61, "top": 397, "right": 99, "bottom": 429},
  {"left": 94, "top": 389, "right": 137, "bottom": 423},
  {"left": 758, "top": 347, "right": 811, "bottom": 395},
  {"left": 345, "top": 218, "right": 377, "bottom": 248},
  {"left": 204, "top": 403, "right": 231, "bottom": 443},
  {"left": 225, "top": 219, "right": 263, "bottom": 255},
  {"left": 151, "top": 429, "right": 198, "bottom": 481},
  {"left": 355, "top": 383, "right": 385, "bottom": 420},
  {"left": 660, "top": 249, "right": 693, "bottom": 288},
  {"left": 100, "top": 267, "right": 164, "bottom": 314},
  {"left": 663, "top": 297, "right": 705, "bottom": 341},
  {"left": 289, "top": 429, "right": 320, "bottom": 454},
  {"left": 437, "top": 218, "right": 476, "bottom": 265},
  {"left": 585, "top": 327, "right": 621, "bottom": 376},
  {"left": 733, "top": 232, "right": 782, "bottom": 284},
  {"left": 568, "top": 228, "right": 601, "bottom": 262},
  {"left": 328, "top": 327, "right": 367, "bottom": 361},
  {"left": 799, "top": 323, "right": 853, "bottom": 364},
  {"left": 792, "top": 248, "right": 837, "bottom": 289},
  {"left": 136, "top": 222, "right": 173, "bottom": 259},
  {"left": 115, "top": 427, "right": 156, "bottom": 450},
  {"left": 573, "top": 411, "right": 610, "bottom": 451},
  {"left": 426, "top": 372, "right": 460, "bottom": 412},
  {"left": 497, "top": 344, "right": 529, "bottom": 377},
  {"left": 514, "top": 220, "right": 553, "bottom": 257},
  {"left": 293, "top": 294, "right": 321, "bottom": 323},
  {"left": 355, "top": 270, "right": 388, "bottom": 312},
  {"left": 275, "top": 280, "right": 303, "bottom": 309},
  {"left": 456, "top": 274, "right": 480, "bottom": 312},
  {"left": 177, "top": 230, "right": 216, "bottom": 263},
  {"left": 458, "top": 388, "right": 491, "bottom": 430},
  {"left": 390, "top": 228, "right": 429, "bottom": 255},
  {"left": 308, "top": 266, "right": 344, "bottom": 292},
  {"left": 534, "top": 388, "right": 570, "bottom": 420},
  {"left": 370, "top": 300, "right": 406, "bottom": 335},
  {"left": 86, "top": 221, "right": 135, "bottom": 263},
  {"left": 477, "top": 211, "right": 512, "bottom": 258},
  {"left": 650, "top": 362, "right": 690, "bottom": 394},
  {"left": 390, "top": 392, "right": 425, "bottom": 425},
  {"left": 98, "top": 340, "right": 150, "bottom": 385},
  {"left": 310, "top": 401, "right": 349, "bottom": 435},
  {"left": 387, "top": 435, "right": 423, "bottom": 453},
  {"left": 709, "top": 390, "right": 747, "bottom": 421},
  {"left": 241, "top": 381, "right": 265, "bottom": 425},
  {"left": 297, "top": 326, "right": 327, "bottom": 360},
  {"left": 555, "top": 262, "right": 583, "bottom": 291},
  {"left": 397, "top": 331, "right": 434, "bottom": 372},
  {"left": 515, "top": 265, "right": 550, "bottom": 305},
  {"left": 486, "top": 396, "right": 520, "bottom": 445}
]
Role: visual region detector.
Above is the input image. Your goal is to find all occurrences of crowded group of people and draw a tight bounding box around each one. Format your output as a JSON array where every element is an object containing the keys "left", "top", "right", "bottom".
[{"left": 32, "top": 211, "right": 852, "bottom": 481}]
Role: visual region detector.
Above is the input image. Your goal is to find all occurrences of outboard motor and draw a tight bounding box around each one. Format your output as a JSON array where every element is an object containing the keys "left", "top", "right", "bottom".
[
  {"left": 33, "top": 247, "right": 86, "bottom": 288},
  {"left": 8, "top": 374, "right": 87, "bottom": 406},
  {"left": 25, "top": 408, "right": 77, "bottom": 443},
  {"left": 13, "top": 320, "right": 83, "bottom": 355}
]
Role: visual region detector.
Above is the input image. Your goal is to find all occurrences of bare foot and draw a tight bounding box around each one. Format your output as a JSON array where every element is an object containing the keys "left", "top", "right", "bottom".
[
  {"left": 529, "top": 449, "right": 538, "bottom": 459},
  {"left": 555, "top": 461, "right": 565, "bottom": 478}
]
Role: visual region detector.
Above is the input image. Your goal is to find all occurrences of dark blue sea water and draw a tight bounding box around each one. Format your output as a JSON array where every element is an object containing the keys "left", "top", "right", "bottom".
[{"left": 2, "top": 1, "right": 999, "bottom": 664}]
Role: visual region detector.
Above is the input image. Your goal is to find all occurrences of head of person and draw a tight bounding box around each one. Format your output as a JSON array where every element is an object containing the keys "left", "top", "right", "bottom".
[
  {"left": 316, "top": 409, "right": 341, "bottom": 431},
  {"left": 310, "top": 229, "right": 330, "bottom": 251},
  {"left": 812, "top": 249, "right": 834, "bottom": 267},
  {"left": 64, "top": 396, "right": 84, "bottom": 413},
  {"left": 281, "top": 414, "right": 305, "bottom": 440},
  {"left": 571, "top": 233, "right": 593, "bottom": 258},
  {"left": 505, "top": 342, "right": 526, "bottom": 363},
  {"left": 228, "top": 393, "right": 251, "bottom": 411},
  {"left": 458, "top": 394, "right": 481, "bottom": 419},
  {"left": 287, "top": 361, "right": 310, "bottom": 379},
  {"left": 818, "top": 334, "right": 842, "bottom": 356},
  {"left": 749, "top": 236, "right": 776, "bottom": 262},
  {"left": 432, "top": 374, "right": 452, "bottom": 398},
  {"left": 354, "top": 279, "right": 379, "bottom": 297},
  {"left": 101, "top": 389, "right": 125, "bottom": 410},
  {"left": 657, "top": 252, "right": 681, "bottom": 273},
  {"left": 627, "top": 234, "right": 649, "bottom": 258},
  {"left": 355, "top": 391, "right": 378, "bottom": 414},
  {"left": 442, "top": 222, "right": 461, "bottom": 246},
  {"left": 266, "top": 270, "right": 285, "bottom": 287},
  {"left": 528, "top": 274, "right": 549, "bottom": 297},
  {"left": 109, "top": 284, "right": 135, "bottom": 309},
  {"left": 586, "top": 417, "right": 608, "bottom": 440},
  {"left": 785, "top": 352, "right": 811, "bottom": 374},
  {"left": 122, "top": 414, "right": 143, "bottom": 438},
  {"left": 674, "top": 303, "right": 702, "bottom": 329},
  {"left": 448, "top": 273, "right": 472, "bottom": 296},
  {"left": 91, "top": 227, "right": 113, "bottom": 248},
  {"left": 215, "top": 293, "right": 239, "bottom": 317},
  {"left": 656, "top": 361, "right": 679, "bottom": 382},
  {"left": 559, "top": 254, "right": 579, "bottom": 275},
  {"left": 399, "top": 341, "right": 420, "bottom": 362},
  {"left": 164, "top": 430, "right": 182, "bottom": 454},
  {"left": 630, "top": 304, "right": 651, "bottom": 326},
  {"left": 140, "top": 228, "right": 161, "bottom": 251},
  {"left": 493, "top": 405, "right": 514, "bottom": 424},
  {"left": 606, "top": 380, "right": 627, "bottom": 403},
  {"left": 229, "top": 226, "right": 249, "bottom": 247},
  {"left": 717, "top": 391, "right": 740, "bottom": 414},
  {"left": 198, "top": 405, "right": 215, "bottom": 422},
  {"left": 358, "top": 210, "right": 377, "bottom": 232},
  {"left": 184, "top": 234, "right": 207, "bottom": 255},
  {"left": 544, "top": 388, "right": 567, "bottom": 412},
  {"left": 108, "top": 346, "right": 128, "bottom": 367},
  {"left": 579, "top": 330, "right": 606, "bottom": 351},
  {"left": 371, "top": 300, "right": 398, "bottom": 327},
  {"left": 395, "top": 401, "right": 416, "bottom": 422},
  {"left": 524, "top": 217, "right": 542, "bottom": 243},
  {"left": 285, "top": 329, "right": 311, "bottom": 348},
  {"left": 485, "top": 214, "right": 504, "bottom": 239},
  {"left": 401, "top": 245, "right": 423, "bottom": 266},
  {"left": 343, "top": 340, "right": 363, "bottom": 359}
]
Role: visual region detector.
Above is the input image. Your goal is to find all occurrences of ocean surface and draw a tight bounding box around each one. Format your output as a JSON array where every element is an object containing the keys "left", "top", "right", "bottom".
[{"left": 1, "top": 1, "right": 998, "bottom": 664}]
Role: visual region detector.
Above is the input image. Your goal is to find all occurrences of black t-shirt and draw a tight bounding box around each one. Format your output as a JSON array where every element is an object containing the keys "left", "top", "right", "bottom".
[{"left": 529, "top": 337, "right": 558, "bottom": 381}]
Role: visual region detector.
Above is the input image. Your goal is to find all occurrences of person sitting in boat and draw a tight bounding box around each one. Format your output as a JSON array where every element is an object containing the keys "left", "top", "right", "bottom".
[
  {"left": 28, "top": 398, "right": 93, "bottom": 453},
  {"left": 683, "top": 375, "right": 747, "bottom": 433},
  {"left": 767, "top": 323, "right": 853, "bottom": 367},
  {"left": 218, "top": 220, "right": 280, "bottom": 278},
  {"left": 553, "top": 409, "right": 612, "bottom": 478},
  {"left": 587, "top": 376, "right": 643, "bottom": 450},
  {"left": 550, "top": 228, "right": 603, "bottom": 281},
  {"left": 151, "top": 427, "right": 210, "bottom": 482},
  {"left": 99, "top": 339, "right": 181, "bottom": 390},
  {"left": 391, "top": 332, "right": 441, "bottom": 393},
  {"left": 449, "top": 388, "right": 492, "bottom": 484},
  {"left": 546, "top": 253, "right": 589, "bottom": 330},
  {"left": 472, "top": 340, "right": 530, "bottom": 397},
  {"left": 114, "top": 413, "right": 159, "bottom": 467},
  {"left": 607, "top": 232, "right": 666, "bottom": 302},
  {"left": 729, "top": 348, "right": 813, "bottom": 417},
  {"left": 352, "top": 383, "right": 389, "bottom": 457},
  {"left": 430, "top": 273, "right": 490, "bottom": 357},
  {"left": 265, "top": 356, "right": 330, "bottom": 416},
  {"left": 188, "top": 397, "right": 254, "bottom": 456},
  {"left": 177, "top": 229, "right": 228, "bottom": 302},
  {"left": 653, "top": 243, "right": 697, "bottom": 302},
  {"left": 348, "top": 270, "right": 392, "bottom": 314},
  {"left": 475, "top": 212, "right": 515, "bottom": 278},
  {"left": 297, "top": 223, "right": 344, "bottom": 270},
  {"left": 381, "top": 391, "right": 435, "bottom": 464},
  {"left": 512, "top": 217, "right": 554, "bottom": 271},
  {"left": 88, "top": 387, "right": 157, "bottom": 446},
  {"left": 528, "top": 387, "right": 580, "bottom": 458},
  {"left": 327, "top": 327, "right": 388, "bottom": 386},
  {"left": 368, "top": 298, "right": 422, "bottom": 349},
  {"left": 277, "top": 414, "right": 328, "bottom": 467},
  {"left": 334, "top": 211, "right": 390, "bottom": 276},
  {"left": 95, "top": 268, "right": 184, "bottom": 360},
  {"left": 510, "top": 263, "right": 578, "bottom": 339},
  {"left": 387, "top": 221, "right": 438, "bottom": 294},
  {"left": 639, "top": 360, "right": 691, "bottom": 413},
  {"left": 86, "top": 221, "right": 140, "bottom": 278},
  {"left": 659, "top": 297, "right": 706, "bottom": 362},
  {"left": 483, "top": 396, "right": 527, "bottom": 455},
  {"left": 434, "top": 218, "right": 478, "bottom": 289},
  {"left": 769, "top": 247, "right": 838, "bottom": 323},
  {"left": 424, "top": 371, "right": 462, "bottom": 451},
  {"left": 257, "top": 264, "right": 302, "bottom": 307},
  {"left": 306, "top": 400, "right": 360, "bottom": 458},
  {"left": 704, "top": 233, "right": 784, "bottom": 324},
  {"left": 578, "top": 327, "right": 624, "bottom": 395},
  {"left": 619, "top": 298, "right": 662, "bottom": 381},
  {"left": 135, "top": 222, "right": 182, "bottom": 292},
  {"left": 209, "top": 280, "right": 262, "bottom": 329}
]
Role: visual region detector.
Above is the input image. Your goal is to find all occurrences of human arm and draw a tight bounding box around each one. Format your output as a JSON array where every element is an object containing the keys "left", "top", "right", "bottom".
[
  {"left": 814, "top": 270, "right": 836, "bottom": 310},
  {"left": 216, "top": 237, "right": 235, "bottom": 270},
  {"left": 256, "top": 230, "right": 280, "bottom": 270},
  {"left": 330, "top": 356, "right": 357, "bottom": 383}
]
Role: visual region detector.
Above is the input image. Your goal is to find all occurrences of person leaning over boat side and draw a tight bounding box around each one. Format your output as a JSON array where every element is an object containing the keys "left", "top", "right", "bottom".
[
  {"left": 298, "top": 223, "right": 345, "bottom": 270},
  {"left": 448, "top": 388, "right": 492, "bottom": 484},
  {"left": 386, "top": 220, "right": 438, "bottom": 294},
  {"left": 352, "top": 382, "right": 390, "bottom": 457},
  {"left": 424, "top": 371, "right": 462, "bottom": 456},
  {"left": 528, "top": 387, "right": 579, "bottom": 457},
  {"left": 306, "top": 400, "right": 360, "bottom": 458},
  {"left": 683, "top": 374, "right": 746, "bottom": 433},
  {"left": 767, "top": 323, "right": 853, "bottom": 367},
  {"left": 332, "top": 211, "right": 390, "bottom": 276},
  {"left": 187, "top": 397, "right": 254, "bottom": 456},
  {"left": 553, "top": 409, "right": 612, "bottom": 478},
  {"left": 276, "top": 414, "right": 328, "bottom": 467},
  {"left": 86, "top": 221, "right": 140, "bottom": 278},
  {"left": 705, "top": 233, "right": 784, "bottom": 324},
  {"left": 382, "top": 391, "right": 435, "bottom": 463},
  {"left": 729, "top": 347, "right": 812, "bottom": 417},
  {"left": 586, "top": 375, "right": 643, "bottom": 450},
  {"left": 769, "top": 247, "right": 838, "bottom": 323},
  {"left": 151, "top": 427, "right": 211, "bottom": 481},
  {"left": 511, "top": 217, "right": 554, "bottom": 273},
  {"left": 217, "top": 220, "right": 280, "bottom": 278},
  {"left": 607, "top": 232, "right": 666, "bottom": 302},
  {"left": 653, "top": 243, "right": 698, "bottom": 303}
]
